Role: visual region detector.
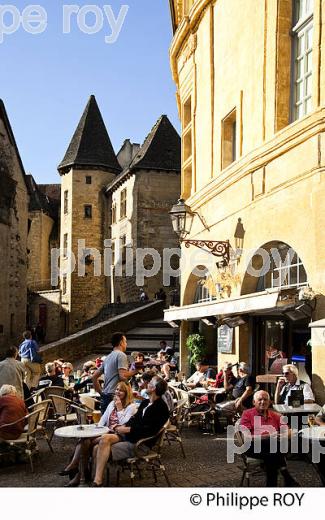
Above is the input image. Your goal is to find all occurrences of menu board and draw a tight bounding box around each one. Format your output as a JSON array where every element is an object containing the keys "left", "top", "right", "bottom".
[{"left": 217, "top": 325, "right": 233, "bottom": 353}]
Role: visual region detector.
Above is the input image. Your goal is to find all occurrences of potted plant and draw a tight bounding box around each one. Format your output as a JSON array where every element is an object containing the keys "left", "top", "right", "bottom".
[{"left": 186, "top": 333, "right": 207, "bottom": 366}]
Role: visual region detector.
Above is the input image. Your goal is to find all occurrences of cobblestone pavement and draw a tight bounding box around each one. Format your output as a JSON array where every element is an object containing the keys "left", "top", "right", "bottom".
[{"left": 0, "top": 426, "right": 322, "bottom": 488}]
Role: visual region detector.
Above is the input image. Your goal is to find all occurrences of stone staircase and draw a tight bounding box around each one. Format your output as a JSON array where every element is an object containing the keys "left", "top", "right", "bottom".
[{"left": 94, "top": 317, "right": 179, "bottom": 356}]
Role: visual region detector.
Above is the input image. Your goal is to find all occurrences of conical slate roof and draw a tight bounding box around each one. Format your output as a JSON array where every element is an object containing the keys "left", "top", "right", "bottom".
[
  {"left": 58, "top": 95, "right": 121, "bottom": 175},
  {"left": 130, "top": 115, "right": 181, "bottom": 171}
]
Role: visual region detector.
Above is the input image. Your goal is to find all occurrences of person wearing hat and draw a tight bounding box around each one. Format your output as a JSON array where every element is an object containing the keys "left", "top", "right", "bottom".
[{"left": 214, "top": 362, "right": 237, "bottom": 389}]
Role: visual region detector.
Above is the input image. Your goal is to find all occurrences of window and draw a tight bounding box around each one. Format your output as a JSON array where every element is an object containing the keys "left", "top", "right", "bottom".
[
  {"left": 111, "top": 241, "right": 115, "bottom": 265},
  {"left": 182, "top": 96, "right": 193, "bottom": 198},
  {"left": 111, "top": 204, "right": 117, "bottom": 224},
  {"left": 63, "top": 233, "right": 68, "bottom": 257},
  {"left": 292, "top": 0, "right": 313, "bottom": 120},
  {"left": 120, "top": 235, "right": 127, "bottom": 264},
  {"left": 84, "top": 205, "right": 92, "bottom": 218},
  {"left": 64, "top": 190, "right": 68, "bottom": 214},
  {"left": 259, "top": 245, "right": 308, "bottom": 291},
  {"left": 222, "top": 109, "right": 237, "bottom": 169},
  {"left": 120, "top": 189, "right": 127, "bottom": 219},
  {"left": 0, "top": 324, "right": 4, "bottom": 334},
  {"left": 85, "top": 176, "right": 92, "bottom": 184},
  {"left": 62, "top": 274, "right": 67, "bottom": 295}
]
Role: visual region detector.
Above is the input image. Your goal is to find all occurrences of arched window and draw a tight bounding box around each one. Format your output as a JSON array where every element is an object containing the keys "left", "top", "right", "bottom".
[{"left": 257, "top": 243, "right": 308, "bottom": 292}]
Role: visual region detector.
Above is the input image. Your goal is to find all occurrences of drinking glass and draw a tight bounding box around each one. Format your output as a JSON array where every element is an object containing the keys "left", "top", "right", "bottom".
[
  {"left": 87, "top": 413, "right": 93, "bottom": 425},
  {"left": 92, "top": 411, "right": 101, "bottom": 424}
]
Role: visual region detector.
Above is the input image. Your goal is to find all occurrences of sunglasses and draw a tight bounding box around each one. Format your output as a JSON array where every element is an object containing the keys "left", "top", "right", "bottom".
[{"left": 283, "top": 372, "right": 291, "bottom": 376}]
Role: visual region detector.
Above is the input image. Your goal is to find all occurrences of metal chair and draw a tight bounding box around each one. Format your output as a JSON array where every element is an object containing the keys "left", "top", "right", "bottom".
[
  {"left": 28, "top": 399, "right": 53, "bottom": 452},
  {"left": 0, "top": 409, "right": 41, "bottom": 472},
  {"left": 112, "top": 423, "right": 171, "bottom": 487}
]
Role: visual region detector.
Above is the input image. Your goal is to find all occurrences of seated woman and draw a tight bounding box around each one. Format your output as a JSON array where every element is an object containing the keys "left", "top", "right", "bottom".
[
  {"left": 0, "top": 384, "right": 28, "bottom": 441},
  {"left": 59, "top": 382, "right": 136, "bottom": 486}
]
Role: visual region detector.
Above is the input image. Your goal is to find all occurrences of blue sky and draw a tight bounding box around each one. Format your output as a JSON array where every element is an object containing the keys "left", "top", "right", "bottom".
[{"left": 0, "top": 1, "right": 179, "bottom": 183}]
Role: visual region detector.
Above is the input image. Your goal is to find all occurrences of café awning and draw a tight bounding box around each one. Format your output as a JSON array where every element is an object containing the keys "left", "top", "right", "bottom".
[{"left": 164, "top": 289, "right": 280, "bottom": 322}]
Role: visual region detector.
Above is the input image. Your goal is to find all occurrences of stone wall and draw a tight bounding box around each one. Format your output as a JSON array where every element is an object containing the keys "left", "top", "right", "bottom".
[
  {"left": 0, "top": 109, "right": 28, "bottom": 352},
  {"left": 28, "top": 290, "right": 63, "bottom": 343},
  {"left": 27, "top": 211, "right": 55, "bottom": 291},
  {"left": 39, "top": 300, "right": 164, "bottom": 363}
]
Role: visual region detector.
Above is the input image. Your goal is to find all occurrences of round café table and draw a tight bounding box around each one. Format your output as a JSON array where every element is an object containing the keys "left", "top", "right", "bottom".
[{"left": 55, "top": 424, "right": 108, "bottom": 486}]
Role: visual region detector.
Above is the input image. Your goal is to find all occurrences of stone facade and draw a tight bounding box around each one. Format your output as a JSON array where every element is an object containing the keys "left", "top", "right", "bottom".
[
  {"left": 167, "top": 0, "right": 325, "bottom": 395},
  {"left": 0, "top": 101, "right": 28, "bottom": 352},
  {"left": 57, "top": 97, "right": 181, "bottom": 334}
]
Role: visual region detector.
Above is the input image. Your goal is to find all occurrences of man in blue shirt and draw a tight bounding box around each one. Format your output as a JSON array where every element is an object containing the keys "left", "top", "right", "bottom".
[{"left": 18, "top": 330, "right": 42, "bottom": 389}]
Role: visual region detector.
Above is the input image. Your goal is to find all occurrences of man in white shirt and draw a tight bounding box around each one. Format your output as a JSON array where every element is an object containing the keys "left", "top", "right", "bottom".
[
  {"left": 186, "top": 361, "right": 212, "bottom": 389},
  {"left": 274, "top": 363, "right": 314, "bottom": 405}
]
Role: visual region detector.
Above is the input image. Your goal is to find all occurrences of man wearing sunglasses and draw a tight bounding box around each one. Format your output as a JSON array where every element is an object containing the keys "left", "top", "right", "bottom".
[{"left": 274, "top": 364, "right": 314, "bottom": 405}]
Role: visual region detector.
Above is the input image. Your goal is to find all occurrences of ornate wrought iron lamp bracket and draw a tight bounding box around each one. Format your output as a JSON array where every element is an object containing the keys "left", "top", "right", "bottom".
[{"left": 183, "top": 239, "right": 230, "bottom": 265}]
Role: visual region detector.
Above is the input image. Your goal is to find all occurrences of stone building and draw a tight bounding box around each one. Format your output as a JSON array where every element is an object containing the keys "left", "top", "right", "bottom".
[
  {"left": 0, "top": 100, "right": 28, "bottom": 352},
  {"left": 106, "top": 115, "right": 181, "bottom": 303},
  {"left": 165, "top": 0, "right": 325, "bottom": 399},
  {"left": 25, "top": 175, "right": 61, "bottom": 343},
  {"left": 57, "top": 95, "right": 181, "bottom": 334}
]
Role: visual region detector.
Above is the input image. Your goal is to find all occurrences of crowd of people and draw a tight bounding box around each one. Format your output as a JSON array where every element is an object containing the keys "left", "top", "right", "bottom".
[{"left": 0, "top": 328, "right": 323, "bottom": 488}]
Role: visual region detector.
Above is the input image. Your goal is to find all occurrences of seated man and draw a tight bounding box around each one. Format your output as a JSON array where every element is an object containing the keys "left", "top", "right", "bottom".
[
  {"left": 274, "top": 363, "right": 314, "bottom": 405},
  {"left": 186, "top": 360, "right": 215, "bottom": 389},
  {"left": 38, "top": 362, "right": 64, "bottom": 388},
  {"left": 216, "top": 362, "right": 254, "bottom": 419},
  {"left": 240, "top": 390, "right": 299, "bottom": 486},
  {"left": 0, "top": 384, "right": 28, "bottom": 441},
  {"left": 93, "top": 376, "right": 169, "bottom": 485}
]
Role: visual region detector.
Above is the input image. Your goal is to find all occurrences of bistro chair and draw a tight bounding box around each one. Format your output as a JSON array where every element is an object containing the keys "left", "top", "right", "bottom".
[
  {"left": 28, "top": 399, "right": 53, "bottom": 452},
  {"left": 234, "top": 428, "right": 265, "bottom": 486},
  {"left": 110, "top": 423, "right": 171, "bottom": 487},
  {"left": 43, "top": 386, "right": 65, "bottom": 400},
  {"left": 164, "top": 397, "right": 187, "bottom": 457},
  {"left": 0, "top": 409, "right": 41, "bottom": 472},
  {"left": 48, "top": 395, "right": 80, "bottom": 440}
]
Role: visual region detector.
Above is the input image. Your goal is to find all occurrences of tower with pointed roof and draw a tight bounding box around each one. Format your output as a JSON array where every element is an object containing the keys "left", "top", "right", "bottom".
[
  {"left": 106, "top": 114, "right": 181, "bottom": 304},
  {"left": 58, "top": 95, "right": 121, "bottom": 333}
]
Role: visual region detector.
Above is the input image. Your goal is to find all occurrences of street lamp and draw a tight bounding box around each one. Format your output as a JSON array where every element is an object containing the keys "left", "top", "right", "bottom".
[{"left": 169, "top": 199, "right": 230, "bottom": 265}]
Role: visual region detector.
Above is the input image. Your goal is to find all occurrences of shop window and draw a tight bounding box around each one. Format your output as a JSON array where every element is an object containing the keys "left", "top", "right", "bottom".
[
  {"left": 291, "top": 0, "right": 313, "bottom": 121},
  {"left": 222, "top": 109, "right": 237, "bottom": 169}
]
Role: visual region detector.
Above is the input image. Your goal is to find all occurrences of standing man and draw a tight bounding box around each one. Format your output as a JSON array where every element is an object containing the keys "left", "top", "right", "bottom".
[
  {"left": 0, "top": 346, "right": 26, "bottom": 399},
  {"left": 18, "top": 331, "right": 42, "bottom": 389},
  {"left": 92, "top": 332, "right": 139, "bottom": 413}
]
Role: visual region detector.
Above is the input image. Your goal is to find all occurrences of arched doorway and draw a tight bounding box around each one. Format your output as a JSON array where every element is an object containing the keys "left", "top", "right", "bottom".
[{"left": 241, "top": 241, "right": 311, "bottom": 379}]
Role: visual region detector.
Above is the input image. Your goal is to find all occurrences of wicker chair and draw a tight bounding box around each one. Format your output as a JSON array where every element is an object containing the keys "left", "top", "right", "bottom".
[
  {"left": 111, "top": 423, "right": 171, "bottom": 487},
  {"left": 28, "top": 399, "right": 53, "bottom": 452},
  {"left": 164, "top": 397, "right": 187, "bottom": 457},
  {"left": 0, "top": 409, "right": 41, "bottom": 472}
]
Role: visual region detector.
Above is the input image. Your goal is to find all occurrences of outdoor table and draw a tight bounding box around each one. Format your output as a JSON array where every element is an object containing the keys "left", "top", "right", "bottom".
[
  {"left": 55, "top": 424, "right": 108, "bottom": 486},
  {"left": 79, "top": 391, "right": 101, "bottom": 398},
  {"left": 273, "top": 403, "right": 321, "bottom": 429},
  {"left": 188, "top": 387, "right": 225, "bottom": 395}
]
